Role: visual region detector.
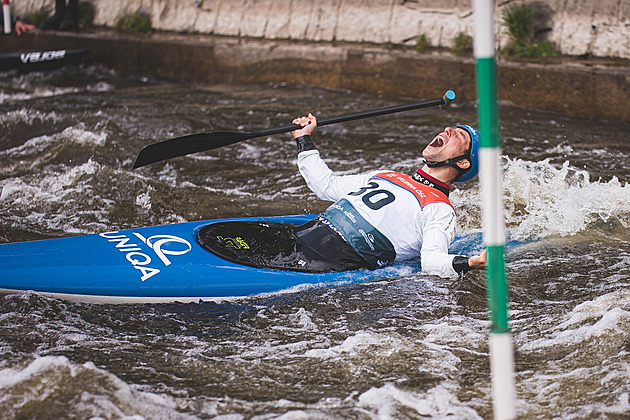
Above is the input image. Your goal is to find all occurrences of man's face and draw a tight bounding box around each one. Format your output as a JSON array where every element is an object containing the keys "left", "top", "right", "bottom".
[{"left": 422, "top": 126, "right": 472, "bottom": 163}]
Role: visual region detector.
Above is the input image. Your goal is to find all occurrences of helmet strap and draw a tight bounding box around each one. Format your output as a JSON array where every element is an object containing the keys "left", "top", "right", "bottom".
[
  {"left": 423, "top": 154, "right": 470, "bottom": 171},
  {"left": 423, "top": 154, "right": 471, "bottom": 182}
]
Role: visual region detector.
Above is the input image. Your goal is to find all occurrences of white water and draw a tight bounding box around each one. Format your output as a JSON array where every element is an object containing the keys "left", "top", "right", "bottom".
[
  {"left": 1, "top": 71, "right": 630, "bottom": 418},
  {"left": 0, "top": 356, "right": 196, "bottom": 420},
  {"left": 453, "top": 157, "right": 630, "bottom": 240},
  {"left": 2, "top": 116, "right": 629, "bottom": 239}
]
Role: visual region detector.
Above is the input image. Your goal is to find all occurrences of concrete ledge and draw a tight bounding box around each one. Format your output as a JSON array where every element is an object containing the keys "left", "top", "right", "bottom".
[
  {"left": 4, "top": 30, "right": 630, "bottom": 123},
  {"left": 12, "top": 0, "right": 630, "bottom": 60}
]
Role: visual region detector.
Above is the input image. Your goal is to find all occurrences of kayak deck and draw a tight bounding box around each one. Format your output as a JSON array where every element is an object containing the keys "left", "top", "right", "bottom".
[{"left": 0, "top": 215, "right": 401, "bottom": 304}]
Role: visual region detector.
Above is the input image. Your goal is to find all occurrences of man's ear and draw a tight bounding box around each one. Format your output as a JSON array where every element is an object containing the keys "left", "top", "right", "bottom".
[{"left": 456, "top": 159, "right": 471, "bottom": 170}]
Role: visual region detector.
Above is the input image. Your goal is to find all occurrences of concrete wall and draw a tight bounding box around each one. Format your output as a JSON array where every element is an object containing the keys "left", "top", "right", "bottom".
[
  {"left": 4, "top": 30, "right": 630, "bottom": 123},
  {"left": 11, "top": 0, "right": 630, "bottom": 59}
]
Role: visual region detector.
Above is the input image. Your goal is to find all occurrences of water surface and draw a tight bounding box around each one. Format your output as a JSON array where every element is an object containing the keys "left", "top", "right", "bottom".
[{"left": 1, "top": 64, "right": 629, "bottom": 419}]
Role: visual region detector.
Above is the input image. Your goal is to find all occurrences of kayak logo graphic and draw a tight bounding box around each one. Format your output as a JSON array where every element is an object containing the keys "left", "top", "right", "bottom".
[
  {"left": 99, "top": 231, "right": 192, "bottom": 281},
  {"left": 217, "top": 235, "right": 250, "bottom": 250},
  {"left": 20, "top": 50, "right": 66, "bottom": 64},
  {"left": 134, "top": 233, "right": 192, "bottom": 266}
]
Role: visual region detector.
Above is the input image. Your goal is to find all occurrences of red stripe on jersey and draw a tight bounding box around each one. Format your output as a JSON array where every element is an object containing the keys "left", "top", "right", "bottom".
[{"left": 373, "top": 171, "right": 454, "bottom": 210}]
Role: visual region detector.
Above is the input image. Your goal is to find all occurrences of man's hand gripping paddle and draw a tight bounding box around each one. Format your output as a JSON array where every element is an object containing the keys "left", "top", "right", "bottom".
[{"left": 133, "top": 90, "right": 456, "bottom": 168}]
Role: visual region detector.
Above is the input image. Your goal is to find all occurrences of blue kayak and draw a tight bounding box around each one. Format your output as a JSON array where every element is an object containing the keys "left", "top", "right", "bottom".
[{"left": 0, "top": 215, "right": 411, "bottom": 304}]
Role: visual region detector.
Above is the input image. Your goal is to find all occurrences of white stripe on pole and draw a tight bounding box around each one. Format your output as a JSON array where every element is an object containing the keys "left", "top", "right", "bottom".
[
  {"left": 3, "top": 1, "right": 11, "bottom": 34},
  {"left": 490, "top": 333, "right": 517, "bottom": 418},
  {"left": 473, "top": 0, "right": 494, "bottom": 58},
  {"left": 479, "top": 148, "right": 505, "bottom": 246}
]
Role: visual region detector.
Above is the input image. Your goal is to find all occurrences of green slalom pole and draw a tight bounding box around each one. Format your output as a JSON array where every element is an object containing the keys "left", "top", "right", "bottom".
[{"left": 473, "top": 0, "right": 517, "bottom": 418}]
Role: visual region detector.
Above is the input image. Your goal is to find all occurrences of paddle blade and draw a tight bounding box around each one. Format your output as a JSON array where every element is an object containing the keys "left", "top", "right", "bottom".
[{"left": 133, "top": 131, "right": 250, "bottom": 168}]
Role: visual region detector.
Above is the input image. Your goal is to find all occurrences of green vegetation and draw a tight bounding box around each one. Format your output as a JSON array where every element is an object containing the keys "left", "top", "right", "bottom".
[
  {"left": 115, "top": 11, "right": 152, "bottom": 35},
  {"left": 504, "top": 38, "right": 559, "bottom": 58},
  {"left": 503, "top": 3, "right": 536, "bottom": 46},
  {"left": 451, "top": 32, "right": 473, "bottom": 57},
  {"left": 501, "top": 2, "right": 560, "bottom": 58},
  {"left": 26, "top": 8, "right": 48, "bottom": 27},
  {"left": 415, "top": 34, "right": 431, "bottom": 53},
  {"left": 27, "top": 1, "right": 94, "bottom": 29},
  {"left": 79, "top": 1, "right": 95, "bottom": 28}
]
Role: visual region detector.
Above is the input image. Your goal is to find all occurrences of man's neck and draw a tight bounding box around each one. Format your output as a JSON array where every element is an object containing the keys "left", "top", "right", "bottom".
[{"left": 412, "top": 168, "right": 452, "bottom": 196}]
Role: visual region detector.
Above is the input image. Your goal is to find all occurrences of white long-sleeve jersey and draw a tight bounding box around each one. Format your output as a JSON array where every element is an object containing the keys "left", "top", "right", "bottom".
[{"left": 298, "top": 149, "right": 459, "bottom": 277}]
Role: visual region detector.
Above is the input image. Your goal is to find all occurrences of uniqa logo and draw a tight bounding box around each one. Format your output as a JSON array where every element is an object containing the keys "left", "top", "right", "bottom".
[
  {"left": 20, "top": 50, "right": 67, "bottom": 63},
  {"left": 99, "top": 231, "right": 192, "bottom": 281}
]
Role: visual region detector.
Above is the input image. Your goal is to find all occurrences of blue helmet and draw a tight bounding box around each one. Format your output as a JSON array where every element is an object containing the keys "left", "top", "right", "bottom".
[{"left": 454, "top": 124, "right": 480, "bottom": 183}]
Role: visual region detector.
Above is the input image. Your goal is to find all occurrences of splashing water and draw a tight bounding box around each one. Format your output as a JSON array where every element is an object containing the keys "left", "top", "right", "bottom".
[
  {"left": 453, "top": 157, "right": 630, "bottom": 241},
  {"left": 503, "top": 158, "right": 630, "bottom": 240},
  {"left": 1, "top": 65, "right": 630, "bottom": 418}
]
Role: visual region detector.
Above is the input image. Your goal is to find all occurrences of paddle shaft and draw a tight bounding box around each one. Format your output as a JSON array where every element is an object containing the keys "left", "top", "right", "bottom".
[
  {"left": 133, "top": 90, "right": 455, "bottom": 168},
  {"left": 246, "top": 94, "right": 453, "bottom": 138}
]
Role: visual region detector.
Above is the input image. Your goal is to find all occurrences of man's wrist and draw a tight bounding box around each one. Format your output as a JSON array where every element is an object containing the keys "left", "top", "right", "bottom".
[
  {"left": 452, "top": 255, "right": 473, "bottom": 274},
  {"left": 295, "top": 135, "right": 317, "bottom": 154}
]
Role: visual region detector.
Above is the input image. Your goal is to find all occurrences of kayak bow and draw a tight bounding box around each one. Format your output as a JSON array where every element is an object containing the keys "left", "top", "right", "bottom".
[
  {"left": 0, "top": 48, "right": 89, "bottom": 72},
  {"left": 0, "top": 215, "right": 397, "bottom": 304}
]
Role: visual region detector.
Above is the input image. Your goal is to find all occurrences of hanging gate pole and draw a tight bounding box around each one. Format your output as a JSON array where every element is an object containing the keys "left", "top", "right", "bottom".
[{"left": 472, "top": 0, "right": 517, "bottom": 418}]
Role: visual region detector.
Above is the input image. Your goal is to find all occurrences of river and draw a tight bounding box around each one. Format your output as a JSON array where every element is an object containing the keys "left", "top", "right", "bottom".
[{"left": 1, "top": 63, "right": 629, "bottom": 419}]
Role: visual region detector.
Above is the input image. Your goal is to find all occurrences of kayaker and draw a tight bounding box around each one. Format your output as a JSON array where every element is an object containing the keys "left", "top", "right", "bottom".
[
  {"left": 288, "top": 113, "right": 487, "bottom": 277},
  {"left": 0, "top": 10, "right": 35, "bottom": 35},
  {"left": 40, "top": 0, "right": 79, "bottom": 31}
]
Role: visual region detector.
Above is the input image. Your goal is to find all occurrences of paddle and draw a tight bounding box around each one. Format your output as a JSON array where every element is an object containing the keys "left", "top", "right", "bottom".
[{"left": 133, "top": 90, "right": 456, "bottom": 168}]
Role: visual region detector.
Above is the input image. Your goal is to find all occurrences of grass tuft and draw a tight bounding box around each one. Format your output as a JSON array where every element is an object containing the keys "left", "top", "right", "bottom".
[
  {"left": 115, "top": 11, "right": 152, "bottom": 35},
  {"left": 415, "top": 34, "right": 431, "bottom": 53},
  {"left": 501, "top": 3, "right": 560, "bottom": 58},
  {"left": 451, "top": 32, "right": 473, "bottom": 57}
]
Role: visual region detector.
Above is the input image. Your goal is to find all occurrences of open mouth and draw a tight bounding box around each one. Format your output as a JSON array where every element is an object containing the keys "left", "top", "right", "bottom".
[{"left": 429, "top": 134, "right": 445, "bottom": 148}]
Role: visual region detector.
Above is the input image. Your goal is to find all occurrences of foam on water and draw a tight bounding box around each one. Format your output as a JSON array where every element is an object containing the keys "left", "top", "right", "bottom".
[
  {"left": 2, "top": 71, "right": 629, "bottom": 418},
  {"left": 519, "top": 288, "right": 630, "bottom": 352},
  {"left": 0, "top": 108, "right": 61, "bottom": 127},
  {"left": 0, "top": 86, "right": 81, "bottom": 104},
  {"left": 0, "top": 122, "right": 199, "bottom": 236},
  {"left": 0, "top": 159, "right": 100, "bottom": 202},
  {"left": 0, "top": 68, "right": 114, "bottom": 105},
  {"left": 512, "top": 283, "right": 630, "bottom": 417},
  {"left": 0, "top": 159, "right": 112, "bottom": 234},
  {"left": 358, "top": 382, "right": 483, "bottom": 419},
  {"left": 503, "top": 158, "right": 630, "bottom": 240},
  {"left": 0, "top": 123, "right": 107, "bottom": 169},
  {"left": 518, "top": 364, "right": 630, "bottom": 418},
  {"left": 453, "top": 157, "right": 630, "bottom": 240},
  {"left": 0, "top": 356, "right": 196, "bottom": 419},
  {"left": 61, "top": 123, "right": 108, "bottom": 147},
  {"left": 0, "top": 350, "right": 491, "bottom": 419}
]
